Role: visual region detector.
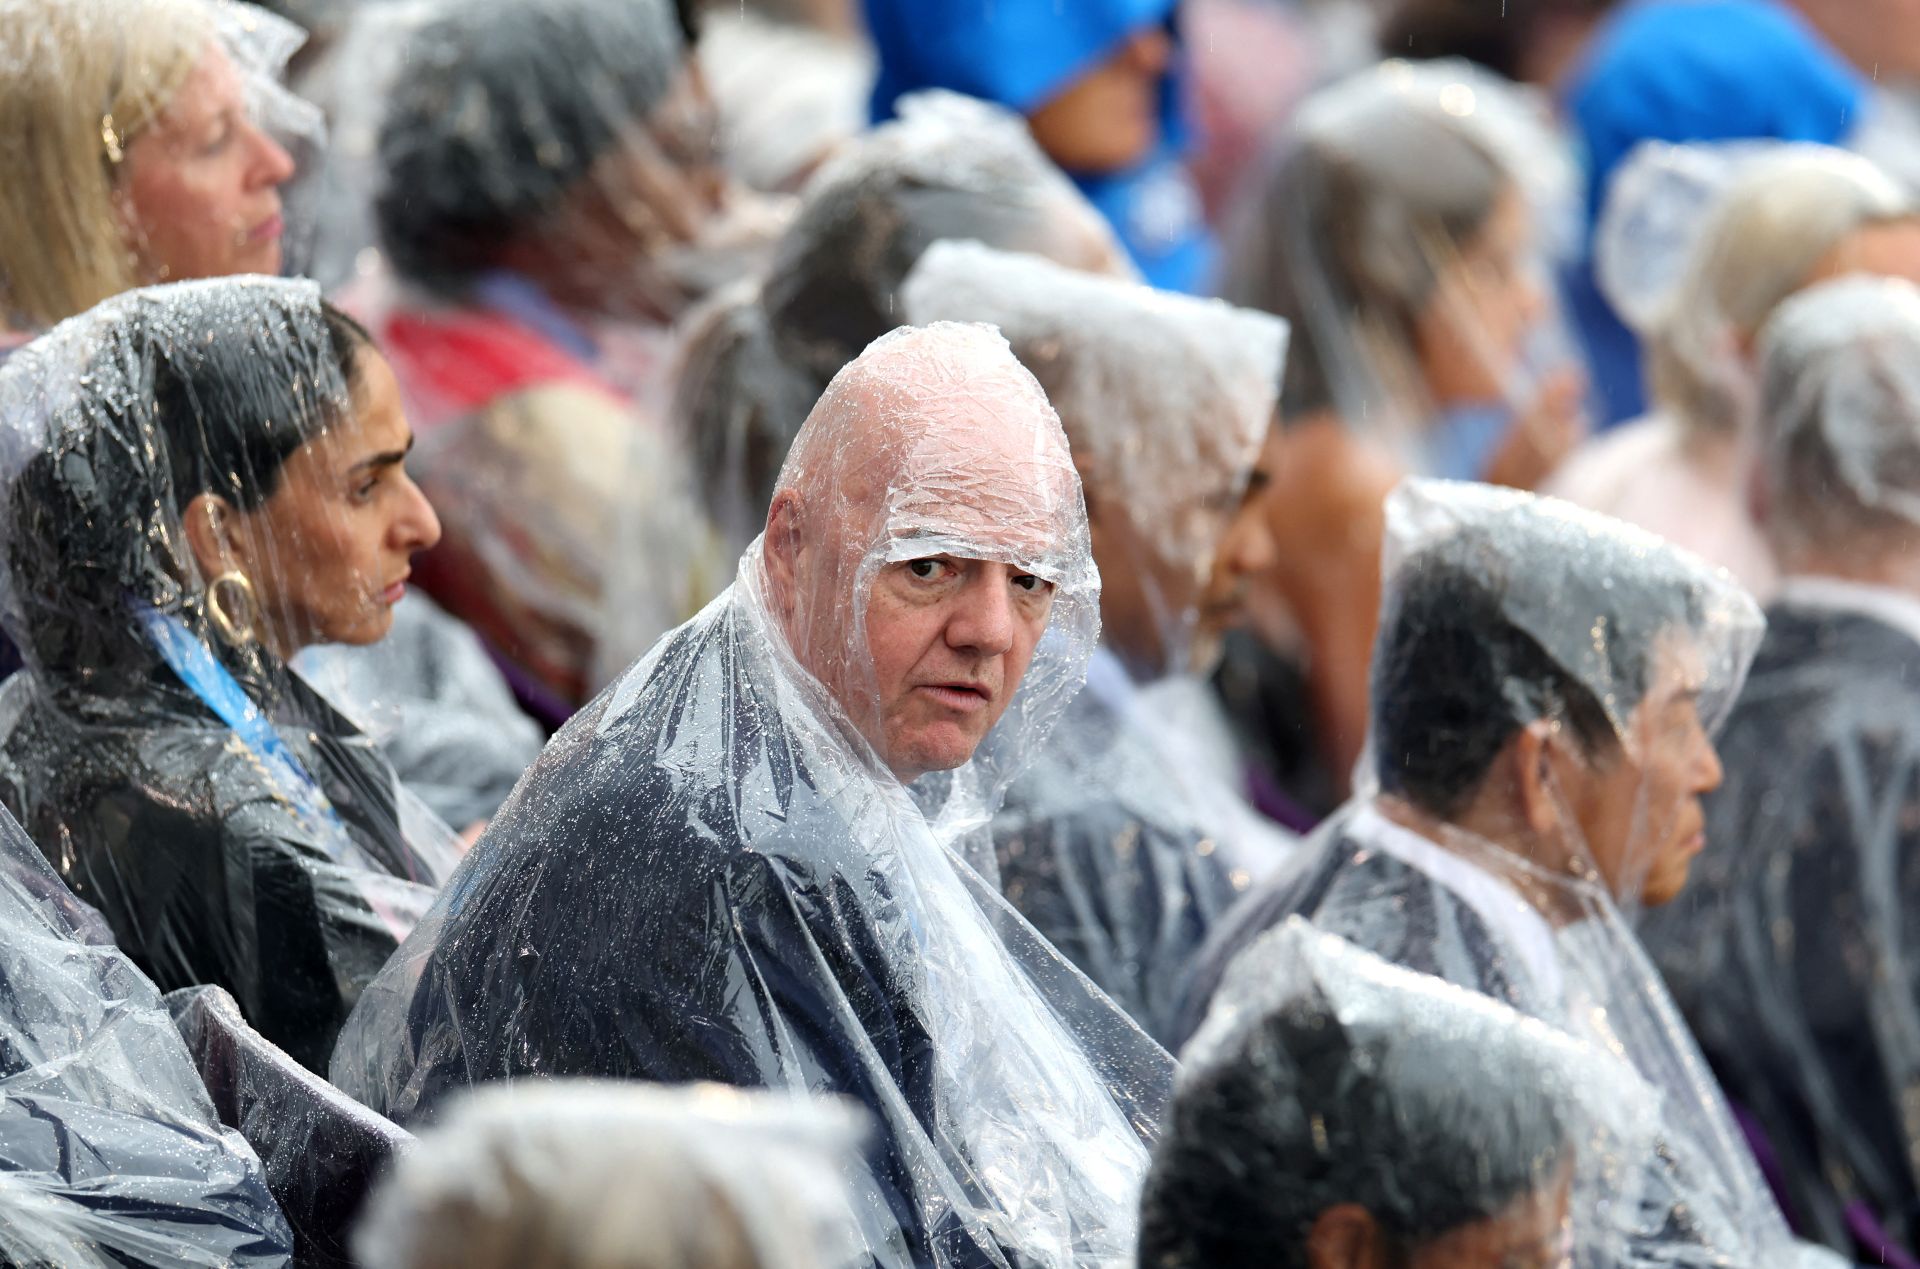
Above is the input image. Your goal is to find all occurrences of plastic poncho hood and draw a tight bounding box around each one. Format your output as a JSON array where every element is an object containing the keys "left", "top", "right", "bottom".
[{"left": 331, "top": 322, "right": 1169, "bottom": 1269}]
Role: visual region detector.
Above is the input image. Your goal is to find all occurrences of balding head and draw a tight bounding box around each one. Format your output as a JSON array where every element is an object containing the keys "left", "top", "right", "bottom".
[{"left": 759, "top": 323, "right": 1094, "bottom": 782}]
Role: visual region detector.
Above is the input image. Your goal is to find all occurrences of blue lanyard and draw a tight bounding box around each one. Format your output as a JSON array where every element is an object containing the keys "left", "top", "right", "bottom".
[{"left": 132, "top": 603, "right": 357, "bottom": 860}]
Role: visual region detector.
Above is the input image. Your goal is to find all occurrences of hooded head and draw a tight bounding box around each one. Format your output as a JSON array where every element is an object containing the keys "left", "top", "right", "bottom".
[
  {"left": 903, "top": 240, "right": 1285, "bottom": 679},
  {"left": 1367, "top": 479, "right": 1762, "bottom": 910},
  {"left": 757, "top": 321, "right": 1098, "bottom": 797},
  {"left": 0, "top": 277, "right": 440, "bottom": 697}
]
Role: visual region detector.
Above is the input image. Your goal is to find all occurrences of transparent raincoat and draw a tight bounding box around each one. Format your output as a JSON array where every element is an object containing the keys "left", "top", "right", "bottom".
[
  {"left": 0, "top": 803, "right": 293, "bottom": 1266},
  {"left": 1176, "top": 480, "right": 1839, "bottom": 1267},
  {"left": 0, "top": 277, "right": 462, "bottom": 1072},
  {"left": 668, "top": 89, "right": 1134, "bottom": 569},
  {"left": 357, "top": 0, "right": 741, "bottom": 711},
  {"left": 902, "top": 240, "right": 1295, "bottom": 1043},
  {"left": 1639, "top": 276, "right": 1920, "bottom": 1255},
  {"left": 1219, "top": 57, "right": 1582, "bottom": 484},
  {"left": 331, "top": 323, "right": 1173, "bottom": 1268},
  {"left": 1144, "top": 918, "right": 1673, "bottom": 1269},
  {"left": 356, "top": 1081, "right": 872, "bottom": 1269}
]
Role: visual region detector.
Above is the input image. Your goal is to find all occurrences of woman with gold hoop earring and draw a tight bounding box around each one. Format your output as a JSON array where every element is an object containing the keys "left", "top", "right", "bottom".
[{"left": 0, "top": 277, "right": 465, "bottom": 1077}]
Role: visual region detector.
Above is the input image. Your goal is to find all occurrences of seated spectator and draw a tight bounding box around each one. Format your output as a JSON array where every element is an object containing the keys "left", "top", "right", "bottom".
[
  {"left": 0, "top": 802, "right": 293, "bottom": 1264},
  {"left": 0, "top": 0, "right": 541, "bottom": 835},
  {"left": 1176, "top": 479, "right": 1839, "bottom": 1266},
  {"left": 1142, "top": 918, "right": 1666, "bottom": 1269},
  {"left": 1551, "top": 143, "right": 1920, "bottom": 596},
  {"left": 331, "top": 324, "right": 1172, "bottom": 1267},
  {"left": 862, "top": 0, "right": 1213, "bottom": 291},
  {"left": 1640, "top": 275, "right": 1920, "bottom": 1258},
  {"left": 1217, "top": 57, "right": 1585, "bottom": 803},
  {"left": 362, "top": 0, "right": 741, "bottom": 710},
  {"left": 666, "top": 90, "right": 1131, "bottom": 575},
  {"left": 355, "top": 1081, "right": 869, "bottom": 1269},
  {"left": 903, "top": 240, "right": 1296, "bottom": 1041},
  {"left": 0, "top": 278, "right": 462, "bottom": 1071}
]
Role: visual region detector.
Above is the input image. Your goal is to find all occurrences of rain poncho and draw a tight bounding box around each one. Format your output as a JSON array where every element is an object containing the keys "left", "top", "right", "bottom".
[
  {"left": 668, "top": 90, "right": 1133, "bottom": 566},
  {"left": 355, "top": 1081, "right": 872, "bottom": 1269},
  {"left": 0, "top": 277, "right": 461, "bottom": 1073},
  {"left": 0, "top": 803, "right": 293, "bottom": 1266},
  {"left": 1640, "top": 276, "right": 1920, "bottom": 1256},
  {"left": 168, "top": 984, "right": 412, "bottom": 1268},
  {"left": 1175, "top": 480, "right": 1838, "bottom": 1267},
  {"left": 902, "top": 240, "right": 1295, "bottom": 1042},
  {"left": 1220, "top": 57, "right": 1581, "bottom": 481},
  {"left": 331, "top": 323, "right": 1173, "bottom": 1268},
  {"left": 360, "top": 0, "right": 736, "bottom": 711},
  {"left": 1144, "top": 918, "right": 1674, "bottom": 1269},
  {"left": 1565, "top": 0, "right": 1867, "bottom": 427},
  {"left": 862, "top": 0, "right": 1212, "bottom": 292},
  {"left": 294, "top": 591, "right": 543, "bottom": 829}
]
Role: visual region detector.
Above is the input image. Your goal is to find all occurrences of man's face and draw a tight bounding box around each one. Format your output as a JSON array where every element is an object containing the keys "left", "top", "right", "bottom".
[
  {"left": 1562, "top": 641, "right": 1724, "bottom": 908},
  {"left": 859, "top": 555, "right": 1057, "bottom": 781},
  {"left": 1407, "top": 1158, "right": 1574, "bottom": 1269}
]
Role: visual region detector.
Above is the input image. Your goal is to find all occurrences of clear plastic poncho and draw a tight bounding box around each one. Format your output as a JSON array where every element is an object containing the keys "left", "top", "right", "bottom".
[
  {"left": 902, "top": 239, "right": 1296, "bottom": 1042},
  {"left": 0, "top": 803, "right": 293, "bottom": 1265},
  {"left": 330, "top": 323, "right": 1174, "bottom": 1268},
  {"left": 1639, "top": 276, "right": 1920, "bottom": 1255},
  {"left": 1176, "top": 480, "right": 1838, "bottom": 1267},
  {"left": 1144, "top": 917, "right": 1674, "bottom": 1269},
  {"left": 670, "top": 89, "right": 1135, "bottom": 564},
  {"left": 355, "top": 1081, "right": 872, "bottom": 1269},
  {"left": 0, "top": 277, "right": 462, "bottom": 1073},
  {"left": 1219, "top": 57, "right": 1581, "bottom": 480}
]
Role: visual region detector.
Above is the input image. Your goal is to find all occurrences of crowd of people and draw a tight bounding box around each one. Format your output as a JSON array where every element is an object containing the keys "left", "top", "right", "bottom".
[{"left": 0, "top": 0, "right": 1917, "bottom": 1265}]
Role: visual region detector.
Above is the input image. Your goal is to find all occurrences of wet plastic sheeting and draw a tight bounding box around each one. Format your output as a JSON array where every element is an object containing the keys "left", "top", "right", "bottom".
[
  {"left": 333, "top": 324, "right": 1173, "bottom": 1268},
  {"left": 0, "top": 804, "right": 292, "bottom": 1266},
  {"left": 355, "top": 1081, "right": 871, "bottom": 1269},
  {"left": 1176, "top": 482, "right": 1835, "bottom": 1266},
  {"left": 903, "top": 240, "right": 1296, "bottom": 1042},
  {"left": 169, "top": 984, "right": 411, "bottom": 1269},
  {"left": 0, "top": 278, "right": 462, "bottom": 1072}
]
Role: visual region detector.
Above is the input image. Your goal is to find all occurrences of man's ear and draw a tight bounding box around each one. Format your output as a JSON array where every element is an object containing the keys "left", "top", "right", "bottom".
[
  {"left": 1305, "top": 1203, "right": 1393, "bottom": 1269},
  {"left": 1511, "top": 719, "right": 1565, "bottom": 838},
  {"left": 762, "top": 490, "right": 802, "bottom": 620},
  {"left": 181, "top": 492, "right": 239, "bottom": 583}
]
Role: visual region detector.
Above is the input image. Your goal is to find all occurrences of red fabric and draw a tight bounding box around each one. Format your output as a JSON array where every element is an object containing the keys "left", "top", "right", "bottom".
[{"left": 378, "top": 308, "right": 619, "bottom": 432}]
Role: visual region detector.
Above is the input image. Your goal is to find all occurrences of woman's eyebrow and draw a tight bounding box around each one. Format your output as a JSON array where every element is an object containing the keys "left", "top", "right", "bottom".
[{"left": 349, "top": 434, "right": 416, "bottom": 474}]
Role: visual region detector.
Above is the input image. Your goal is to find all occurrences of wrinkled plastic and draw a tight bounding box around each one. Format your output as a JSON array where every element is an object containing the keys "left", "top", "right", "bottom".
[
  {"left": 356, "top": 0, "right": 746, "bottom": 710},
  {"left": 1637, "top": 277, "right": 1920, "bottom": 1255},
  {"left": 294, "top": 591, "right": 543, "bottom": 829},
  {"left": 169, "top": 984, "right": 412, "bottom": 1268},
  {"left": 1145, "top": 918, "right": 1671, "bottom": 1269},
  {"left": 1754, "top": 275, "right": 1920, "bottom": 550},
  {"left": 0, "top": 804, "right": 293, "bottom": 1266},
  {"left": 900, "top": 240, "right": 1295, "bottom": 1041},
  {"left": 697, "top": 5, "right": 873, "bottom": 194},
  {"left": 673, "top": 90, "right": 1135, "bottom": 561},
  {"left": 1173, "top": 481, "right": 1829, "bottom": 1267},
  {"left": 0, "top": 277, "right": 462, "bottom": 1072},
  {"left": 0, "top": 0, "right": 322, "bottom": 330},
  {"left": 1219, "top": 57, "right": 1579, "bottom": 468},
  {"left": 356, "top": 1081, "right": 871, "bottom": 1269},
  {"left": 333, "top": 323, "right": 1173, "bottom": 1268}
]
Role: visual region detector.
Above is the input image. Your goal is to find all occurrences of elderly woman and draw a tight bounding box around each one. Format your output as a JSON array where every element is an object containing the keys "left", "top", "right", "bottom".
[
  {"left": 0, "top": 0, "right": 543, "bottom": 831},
  {"left": 0, "top": 277, "right": 462, "bottom": 1071},
  {"left": 1550, "top": 144, "right": 1920, "bottom": 597}
]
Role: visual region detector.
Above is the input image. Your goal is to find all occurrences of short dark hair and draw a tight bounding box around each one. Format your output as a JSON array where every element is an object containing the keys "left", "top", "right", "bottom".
[
  {"left": 1369, "top": 524, "right": 1704, "bottom": 817},
  {"left": 375, "top": 0, "right": 684, "bottom": 293},
  {"left": 1379, "top": 0, "right": 1620, "bottom": 83},
  {"left": 1138, "top": 975, "right": 1570, "bottom": 1268}
]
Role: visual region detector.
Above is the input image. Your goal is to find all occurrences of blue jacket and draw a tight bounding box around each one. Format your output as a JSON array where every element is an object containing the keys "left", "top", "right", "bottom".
[{"left": 864, "top": 0, "right": 1215, "bottom": 292}]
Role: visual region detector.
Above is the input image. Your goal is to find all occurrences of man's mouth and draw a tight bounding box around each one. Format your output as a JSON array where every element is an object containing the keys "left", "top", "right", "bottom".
[{"left": 917, "top": 683, "right": 992, "bottom": 713}]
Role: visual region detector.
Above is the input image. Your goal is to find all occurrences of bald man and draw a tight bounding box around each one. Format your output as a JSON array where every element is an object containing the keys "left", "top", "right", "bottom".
[{"left": 332, "top": 325, "right": 1170, "bottom": 1269}]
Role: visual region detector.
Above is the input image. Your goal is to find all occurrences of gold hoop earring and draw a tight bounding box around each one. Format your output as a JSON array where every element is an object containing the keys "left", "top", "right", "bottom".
[{"left": 206, "top": 572, "right": 258, "bottom": 647}]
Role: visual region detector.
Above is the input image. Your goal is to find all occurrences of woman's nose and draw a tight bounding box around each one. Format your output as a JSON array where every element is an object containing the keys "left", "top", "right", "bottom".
[
  {"left": 395, "top": 475, "right": 442, "bottom": 553},
  {"left": 246, "top": 120, "right": 297, "bottom": 189}
]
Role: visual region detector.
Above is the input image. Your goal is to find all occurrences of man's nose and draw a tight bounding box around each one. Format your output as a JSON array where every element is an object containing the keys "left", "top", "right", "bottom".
[
  {"left": 1692, "top": 730, "right": 1725, "bottom": 796},
  {"left": 944, "top": 569, "right": 1016, "bottom": 656}
]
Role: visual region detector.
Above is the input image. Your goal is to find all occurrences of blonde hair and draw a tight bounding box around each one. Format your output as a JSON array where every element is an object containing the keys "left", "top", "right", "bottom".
[
  {"left": 0, "top": 0, "right": 212, "bottom": 329},
  {"left": 1650, "top": 148, "right": 1915, "bottom": 440}
]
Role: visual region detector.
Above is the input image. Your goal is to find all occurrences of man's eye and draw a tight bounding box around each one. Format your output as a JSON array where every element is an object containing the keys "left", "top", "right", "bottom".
[
  {"left": 1012, "top": 574, "right": 1049, "bottom": 593},
  {"left": 908, "top": 559, "right": 941, "bottom": 579}
]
